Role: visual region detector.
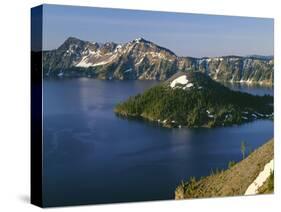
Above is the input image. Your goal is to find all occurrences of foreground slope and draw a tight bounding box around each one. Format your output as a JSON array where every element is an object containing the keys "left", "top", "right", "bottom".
[
  {"left": 175, "top": 139, "right": 274, "bottom": 199},
  {"left": 115, "top": 72, "right": 273, "bottom": 128}
]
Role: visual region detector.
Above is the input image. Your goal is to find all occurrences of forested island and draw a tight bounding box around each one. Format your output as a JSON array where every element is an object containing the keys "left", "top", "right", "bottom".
[{"left": 114, "top": 72, "right": 273, "bottom": 128}]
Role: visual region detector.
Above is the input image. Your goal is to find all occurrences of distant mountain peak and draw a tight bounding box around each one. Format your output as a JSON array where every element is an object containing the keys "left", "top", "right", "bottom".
[
  {"left": 57, "top": 36, "right": 86, "bottom": 51},
  {"left": 65, "top": 36, "right": 81, "bottom": 41},
  {"left": 62, "top": 36, "right": 85, "bottom": 45},
  {"left": 134, "top": 37, "right": 148, "bottom": 43}
]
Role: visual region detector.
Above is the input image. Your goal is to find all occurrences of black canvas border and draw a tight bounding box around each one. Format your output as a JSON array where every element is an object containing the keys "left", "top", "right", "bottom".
[{"left": 31, "top": 5, "right": 43, "bottom": 207}]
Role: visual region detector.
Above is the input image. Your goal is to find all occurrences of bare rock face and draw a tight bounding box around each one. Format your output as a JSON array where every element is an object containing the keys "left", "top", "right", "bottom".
[{"left": 43, "top": 37, "right": 273, "bottom": 84}]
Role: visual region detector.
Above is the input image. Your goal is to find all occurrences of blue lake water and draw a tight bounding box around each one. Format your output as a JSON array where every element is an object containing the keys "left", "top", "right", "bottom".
[{"left": 43, "top": 78, "right": 273, "bottom": 207}]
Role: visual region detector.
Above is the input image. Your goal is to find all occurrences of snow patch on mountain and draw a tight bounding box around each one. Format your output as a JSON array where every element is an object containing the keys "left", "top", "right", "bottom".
[
  {"left": 135, "top": 57, "right": 144, "bottom": 66},
  {"left": 184, "top": 83, "right": 194, "bottom": 89},
  {"left": 76, "top": 54, "right": 117, "bottom": 67},
  {"left": 170, "top": 75, "right": 189, "bottom": 88},
  {"left": 124, "top": 68, "right": 133, "bottom": 73},
  {"left": 135, "top": 38, "right": 142, "bottom": 43},
  {"left": 114, "top": 44, "right": 123, "bottom": 53}
]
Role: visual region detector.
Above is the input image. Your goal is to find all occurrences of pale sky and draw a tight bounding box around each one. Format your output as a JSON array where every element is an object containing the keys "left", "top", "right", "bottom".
[{"left": 42, "top": 4, "right": 274, "bottom": 57}]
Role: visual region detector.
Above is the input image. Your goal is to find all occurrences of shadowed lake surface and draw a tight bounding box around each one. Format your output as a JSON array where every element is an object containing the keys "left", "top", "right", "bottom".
[{"left": 43, "top": 78, "right": 273, "bottom": 207}]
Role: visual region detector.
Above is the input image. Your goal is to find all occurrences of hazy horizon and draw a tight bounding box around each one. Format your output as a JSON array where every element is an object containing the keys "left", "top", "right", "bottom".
[{"left": 42, "top": 4, "right": 274, "bottom": 57}]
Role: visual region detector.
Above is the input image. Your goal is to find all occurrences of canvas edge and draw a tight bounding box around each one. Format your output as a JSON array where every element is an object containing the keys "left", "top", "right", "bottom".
[{"left": 31, "top": 4, "right": 43, "bottom": 208}]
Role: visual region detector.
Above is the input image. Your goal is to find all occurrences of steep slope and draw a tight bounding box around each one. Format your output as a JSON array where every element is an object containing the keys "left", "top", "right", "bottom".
[
  {"left": 197, "top": 56, "right": 274, "bottom": 84},
  {"left": 175, "top": 139, "right": 274, "bottom": 199},
  {"left": 114, "top": 72, "right": 273, "bottom": 128},
  {"left": 43, "top": 37, "right": 274, "bottom": 84}
]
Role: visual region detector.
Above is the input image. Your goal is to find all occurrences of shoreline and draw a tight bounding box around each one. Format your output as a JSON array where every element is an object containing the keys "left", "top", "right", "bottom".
[{"left": 114, "top": 111, "right": 274, "bottom": 129}]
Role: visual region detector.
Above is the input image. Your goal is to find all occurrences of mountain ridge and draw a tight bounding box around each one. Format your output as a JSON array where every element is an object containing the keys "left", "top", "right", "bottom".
[{"left": 43, "top": 37, "right": 274, "bottom": 84}]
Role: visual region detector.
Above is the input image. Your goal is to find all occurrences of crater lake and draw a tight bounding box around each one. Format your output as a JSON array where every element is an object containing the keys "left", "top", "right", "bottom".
[{"left": 43, "top": 78, "right": 273, "bottom": 207}]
